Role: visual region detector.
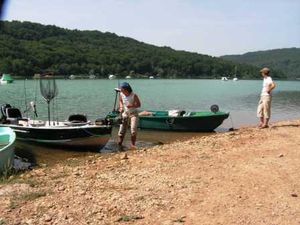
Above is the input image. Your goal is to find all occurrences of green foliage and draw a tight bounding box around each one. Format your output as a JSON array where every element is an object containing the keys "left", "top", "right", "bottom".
[
  {"left": 221, "top": 48, "right": 300, "bottom": 79},
  {"left": 0, "top": 20, "right": 284, "bottom": 79}
]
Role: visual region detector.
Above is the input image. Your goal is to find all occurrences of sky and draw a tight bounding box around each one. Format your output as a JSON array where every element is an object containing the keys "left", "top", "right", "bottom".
[{"left": 2, "top": 0, "right": 300, "bottom": 56}]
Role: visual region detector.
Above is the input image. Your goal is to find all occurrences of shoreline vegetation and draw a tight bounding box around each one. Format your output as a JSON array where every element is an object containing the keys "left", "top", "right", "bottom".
[
  {"left": 0, "top": 119, "right": 299, "bottom": 224},
  {"left": 0, "top": 21, "right": 291, "bottom": 80},
  {"left": 8, "top": 75, "right": 300, "bottom": 81}
]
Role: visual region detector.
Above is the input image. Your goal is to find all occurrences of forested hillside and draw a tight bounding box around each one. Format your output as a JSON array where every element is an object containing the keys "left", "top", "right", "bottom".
[
  {"left": 0, "top": 20, "right": 284, "bottom": 79},
  {"left": 222, "top": 48, "right": 300, "bottom": 79}
]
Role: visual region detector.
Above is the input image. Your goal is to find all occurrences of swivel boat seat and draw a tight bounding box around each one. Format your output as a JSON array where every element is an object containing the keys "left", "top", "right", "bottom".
[{"left": 65, "top": 114, "right": 90, "bottom": 126}]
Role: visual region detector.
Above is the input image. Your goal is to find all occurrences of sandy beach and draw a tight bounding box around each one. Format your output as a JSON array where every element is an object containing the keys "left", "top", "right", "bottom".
[{"left": 0, "top": 119, "right": 300, "bottom": 225}]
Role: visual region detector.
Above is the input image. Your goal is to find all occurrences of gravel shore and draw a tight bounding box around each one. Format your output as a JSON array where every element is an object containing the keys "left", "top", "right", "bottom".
[{"left": 1, "top": 120, "right": 300, "bottom": 225}]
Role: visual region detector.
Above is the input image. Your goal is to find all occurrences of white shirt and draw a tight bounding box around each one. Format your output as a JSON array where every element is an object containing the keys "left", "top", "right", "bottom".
[
  {"left": 120, "top": 92, "right": 137, "bottom": 114},
  {"left": 261, "top": 76, "right": 273, "bottom": 96}
]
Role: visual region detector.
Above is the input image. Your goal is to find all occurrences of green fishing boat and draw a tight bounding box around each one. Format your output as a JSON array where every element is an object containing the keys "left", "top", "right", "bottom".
[
  {"left": 106, "top": 108, "right": 229, "bottom": 132},
  {"left": 137, "top": 110, "right": 229, "bottom": 132},
  {"left": 106, "top": 88, "right": 229, "bottom": 132},
  {"left": 0, "top": 73, "right": 14, "bottom": 84},
  {"left": 0, "top": 127, "right": 16, "bottom": 173}
]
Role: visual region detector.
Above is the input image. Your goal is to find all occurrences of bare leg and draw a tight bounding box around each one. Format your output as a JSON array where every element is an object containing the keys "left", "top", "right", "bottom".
[
  {"left": 131, "top": 134, "right": 136, "bottom": 148},
  {"left": 118, "top": 135, "right": 124, "bottom": 146},
  {"left": 263, "top": 118, "right": 270, "bottom": 127},
  {"left": 259, "top": 117, "right": 264, "bottom": 127}
]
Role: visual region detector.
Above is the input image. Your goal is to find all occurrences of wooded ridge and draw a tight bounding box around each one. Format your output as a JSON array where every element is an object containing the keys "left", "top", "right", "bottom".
[
  {"left": 0, "top": 21, "right": 286, "bottom": 79},
  {"left": 222, "top": 48, "right": 300, "bottom": 79}
]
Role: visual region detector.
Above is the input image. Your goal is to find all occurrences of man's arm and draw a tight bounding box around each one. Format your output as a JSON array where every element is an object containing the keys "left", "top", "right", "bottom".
[
  {"left": 268, "top": 82, "right": 276, "bottom": 94},
  {"left": 119, "top": 97, "right": 124, "bottom": 112}
]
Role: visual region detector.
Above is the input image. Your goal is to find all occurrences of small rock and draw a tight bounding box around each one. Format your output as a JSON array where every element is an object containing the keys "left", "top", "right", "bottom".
[
  {"left": 291, "top": 193, "right": 298, "bottom": 197},
  {"left": 79, "top": 190, "right": 86, "bottom": 195},
  {"left": 58, "top": 186, "right": 65, "bottom": 191},
  {"left": 278, "top": 154, "right": 284, "bottom": 158},
  {"left": 44, "top": 214, "right": 52, "bottom": 222}
]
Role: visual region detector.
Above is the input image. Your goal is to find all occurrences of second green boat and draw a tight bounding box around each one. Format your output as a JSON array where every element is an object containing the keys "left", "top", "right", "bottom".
[{"left": 137, "top": 110, "right": 229, "bottom": 132}]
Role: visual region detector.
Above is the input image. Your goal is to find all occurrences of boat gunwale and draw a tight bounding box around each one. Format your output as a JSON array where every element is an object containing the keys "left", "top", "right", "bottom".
[
  {"left": 139, "top": 111, "right": 229, "bottom": 119},
  {"left": 0, "top": 124, "right": 112, "bottom": 130}
]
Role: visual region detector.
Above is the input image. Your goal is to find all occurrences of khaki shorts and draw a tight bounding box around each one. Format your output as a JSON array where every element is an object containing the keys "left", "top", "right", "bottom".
[
  {"left": 257, "top": 95, "right": 272, "bottom": 119},
  {"left": 118, "top": 112, "right": 139, "bottom": 137}
]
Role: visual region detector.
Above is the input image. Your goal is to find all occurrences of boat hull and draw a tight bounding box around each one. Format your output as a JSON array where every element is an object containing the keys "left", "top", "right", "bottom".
[
  {"left": 1, "top": 124, "right": 112, "bottom": 151},
  {"left": 107, "top": 110, "right": 229, "bottom": 132},
  {"left": 0, "top": 127, "right": 16, "bottom": 172},
  {"left": 138, "top": 111, "right": 229, "bottom": 132},
  {"left": 0, "top": 80, "right": 13, "bottom": 84}
]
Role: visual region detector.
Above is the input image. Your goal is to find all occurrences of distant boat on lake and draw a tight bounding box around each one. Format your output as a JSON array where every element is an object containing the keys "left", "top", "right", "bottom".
[
  {"left": 149, "top": 76, "right": 154, "bottom": 79},
  {"left": 233, "top": 77, "right": 238, "bottom": 81},
  {"left": 69, "top": 74, "right": 76, "bottom": 80},
  {"left": 221, "top": 77, "right": 228, "bottom": 81},
  {"left": 0, "top": 74, "right": 14, "bottom": 84},
  {"left": 108, "top": 74, "right": 116, "bottom": 80},
  {"left": 125, "top": 75, "right": 131, "bottom": 79},
  {"left": 89, "top": 74, "right": 96, "bottom": 79}
]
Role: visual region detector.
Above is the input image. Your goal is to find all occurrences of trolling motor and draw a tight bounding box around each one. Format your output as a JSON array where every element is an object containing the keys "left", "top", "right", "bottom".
[
  {"left": 30, "top": 101, "right": 38, "bottom": 117},
  {"left": 103, "top": 87, "right": 122, "bottom": 125},
  {"left": 24, "top": 101, "right": 38, "bottom": 117}
]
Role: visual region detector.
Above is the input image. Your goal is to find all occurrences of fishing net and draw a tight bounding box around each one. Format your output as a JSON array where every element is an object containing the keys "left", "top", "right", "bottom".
[
  {"left": 39, "top": 76, "right": 58, "bottom": 125},
  {"left": 40, "top": 77, "right": 58, "bottom": 102}
]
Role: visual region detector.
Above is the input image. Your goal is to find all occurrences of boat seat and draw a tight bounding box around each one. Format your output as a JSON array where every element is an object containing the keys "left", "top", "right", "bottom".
[
  {"left": 64, "top": 114, "right": 90, "bottom": 126},
  {"left": 68, "top": 114, "right": 88, "bottom": 123},
  {"left": 6, "top": 107, "right": 28, "bottom": 124}
]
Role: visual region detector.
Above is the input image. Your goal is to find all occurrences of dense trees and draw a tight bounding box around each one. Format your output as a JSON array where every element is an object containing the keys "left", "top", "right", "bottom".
[
  {"left": 0, "top": 20, "right": 286, "bottom": 79},
  {"left": 222, "top": 48, "right": 300, "bottom": 79}
]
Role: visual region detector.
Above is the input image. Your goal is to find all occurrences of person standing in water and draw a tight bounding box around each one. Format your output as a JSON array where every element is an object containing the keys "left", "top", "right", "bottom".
[
  {"left": 257, "top": 67, "right": 276, "bottom": 128},
  {"left": 118, "top": 82, "right": 141, "bottom": 149}
]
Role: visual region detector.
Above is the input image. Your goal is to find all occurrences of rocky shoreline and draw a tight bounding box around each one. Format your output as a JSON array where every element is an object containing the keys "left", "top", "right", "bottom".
[{"left": 0, "top": 120, "right": 300, "bottom": 225}]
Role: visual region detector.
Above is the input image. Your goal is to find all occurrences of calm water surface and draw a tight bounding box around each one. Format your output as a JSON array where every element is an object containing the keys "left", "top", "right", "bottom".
[
  {"left": 1, "top": 79, "right": 300, "bottom": 164},
  {"left": 1, "top": 79, "right": 299, "bottom": 126}
]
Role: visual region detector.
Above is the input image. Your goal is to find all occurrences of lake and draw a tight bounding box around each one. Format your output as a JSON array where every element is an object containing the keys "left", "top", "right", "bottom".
[
  {"left": 1, "top": 79, "right": 299, "bottom": 129},
  {"left": 2, "top": 79, "right": 300, "bottom": 164}
]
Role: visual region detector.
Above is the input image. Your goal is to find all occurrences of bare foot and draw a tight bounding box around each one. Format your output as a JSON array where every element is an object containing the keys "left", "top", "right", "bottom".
[
  {"left": 117, "top": 143, "right": 125, "bottom": 151},
  {"left": 259, "top": 125, "right": 269, "bottom": 129},
  {"left": 130, "top": 145, "right": 137, "bottom": 150}
]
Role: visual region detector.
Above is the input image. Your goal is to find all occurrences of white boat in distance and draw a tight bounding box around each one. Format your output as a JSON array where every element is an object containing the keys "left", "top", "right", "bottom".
[
  {"left": 221, "top": 77, "right": 228, "bottom": 81},
  {"left": 108, "top": 74, "right": 116, "bottom": 80}
]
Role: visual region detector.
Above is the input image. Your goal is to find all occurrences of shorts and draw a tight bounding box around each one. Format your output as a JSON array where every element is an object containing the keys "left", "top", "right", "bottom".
[
  {"left": 257, "top": 95, "right": 272, "bottom": 119},
  {"left": 118, "top": 111, "right": 139, "bottom": 137}
]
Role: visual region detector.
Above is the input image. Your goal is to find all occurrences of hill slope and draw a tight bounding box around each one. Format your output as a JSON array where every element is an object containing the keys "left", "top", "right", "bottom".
[
  {"left": 222, "top": 48, "right": 300, "bottom": 79},
  {"left": 0, "top": 20, "right": 284, "bottom": 79}
]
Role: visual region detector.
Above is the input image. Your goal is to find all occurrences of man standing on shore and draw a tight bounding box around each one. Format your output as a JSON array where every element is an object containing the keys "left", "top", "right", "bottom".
[{"left": 257, "top": 67, "right": 276, "bottom": 128}]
